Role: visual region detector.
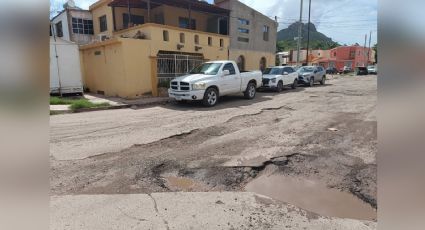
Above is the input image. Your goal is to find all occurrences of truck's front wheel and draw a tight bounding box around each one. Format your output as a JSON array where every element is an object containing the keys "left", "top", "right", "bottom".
[
  {"left": 244, "top": 82, "right": 256, "bottom": 99},
  {"left": 202, "top": 88, "right": 219, "bottom": 107}
]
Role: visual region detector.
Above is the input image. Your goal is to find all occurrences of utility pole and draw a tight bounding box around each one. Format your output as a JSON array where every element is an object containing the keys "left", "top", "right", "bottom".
[
  {"left": 305, "top": 0, "right": 312, "bottom": 66},
  {"left": 367, "top": 31, "right": 372, "bottom": 65},
  {"left": 364, "top": 34, "right": 367, "bottom": 67},
  {"left": 296, "top": 0, "right": 303, "bottom": 67}
]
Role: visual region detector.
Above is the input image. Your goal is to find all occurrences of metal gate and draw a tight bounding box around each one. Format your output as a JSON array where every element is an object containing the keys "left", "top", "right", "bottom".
[{"left": 157, "top": 53, "right": 205, "bottom": 84}]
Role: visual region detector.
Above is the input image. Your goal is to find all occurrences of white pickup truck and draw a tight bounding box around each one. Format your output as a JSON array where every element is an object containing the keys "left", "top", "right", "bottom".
[{"left": 168, "top": 61, "right": 262, "bottom": 107}]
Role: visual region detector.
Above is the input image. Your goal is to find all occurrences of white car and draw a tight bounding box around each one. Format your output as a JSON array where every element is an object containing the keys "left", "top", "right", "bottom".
[
  {"left": 168, "top": 61, "right": 263, "bottom": 107},
  {"left": 261, "top": 66, "right": 298, "bottom": 92}
]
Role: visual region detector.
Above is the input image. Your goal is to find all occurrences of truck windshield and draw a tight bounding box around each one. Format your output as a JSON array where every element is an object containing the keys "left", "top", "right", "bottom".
[
  {"left": 263, "top": 68, "right": 283, "bottom": 75},
  {"left": 190, "top": 63, "right": 223, "bottom": 75},
  {"left": 298, "top": 67, "right": 314, "bottom": 73}
]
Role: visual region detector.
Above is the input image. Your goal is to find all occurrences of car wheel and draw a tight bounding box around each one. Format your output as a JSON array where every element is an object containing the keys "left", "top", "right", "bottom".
[
  {"left": 244, "top": 82, "right": 256, "bottom": 99},
  {"left": 202, "top": 87, "right": 218, "bottom": 107},
  {"left": 291, "top": 79, "right": 298, "bottom": 89},
  {"left": 320, "top": 76, "right": 326, "bottom": 85},
  {"left": 308, "top": 77, "right": 314, "bottom": 87},
  {"left": 276, "top": 81, "right": 283, "bottom": 92}
]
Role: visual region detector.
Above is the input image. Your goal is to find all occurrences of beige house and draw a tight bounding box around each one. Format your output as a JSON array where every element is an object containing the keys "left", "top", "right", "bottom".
[
  {"left": 80, "top": 0, "right": 230, "bottom": 98},
  {"left": 214, "top": 0, "right": 278, "bottom": 72}
]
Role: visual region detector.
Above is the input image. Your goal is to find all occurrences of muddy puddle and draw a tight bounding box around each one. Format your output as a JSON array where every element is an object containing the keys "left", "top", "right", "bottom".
[{"left": 245, "top": 174, "right": 377, "bottom": 221}]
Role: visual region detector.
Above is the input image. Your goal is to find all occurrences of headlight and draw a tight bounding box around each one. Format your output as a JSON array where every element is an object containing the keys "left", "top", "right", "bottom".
[
  {"left": 271, "top": 78, "right": 277, "bottom": 83},
  {"left": 192, "top": 82, "right": 207, "bottom": 90}
]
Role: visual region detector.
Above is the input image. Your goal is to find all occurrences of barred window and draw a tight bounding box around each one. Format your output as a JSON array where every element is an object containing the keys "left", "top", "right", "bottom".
[{"left": 72, "top": 17, "right": 94, "bottom": 35}]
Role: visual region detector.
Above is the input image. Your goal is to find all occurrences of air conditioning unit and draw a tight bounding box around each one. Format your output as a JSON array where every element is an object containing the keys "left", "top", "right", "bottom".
[{"left": 97, "top": 34, "right": 109, "bottom": 42}]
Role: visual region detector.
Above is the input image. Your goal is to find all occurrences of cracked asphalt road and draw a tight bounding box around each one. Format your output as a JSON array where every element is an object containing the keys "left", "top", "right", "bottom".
[{"left": 51, "top": 75, "right": 377, "bottom": 218}]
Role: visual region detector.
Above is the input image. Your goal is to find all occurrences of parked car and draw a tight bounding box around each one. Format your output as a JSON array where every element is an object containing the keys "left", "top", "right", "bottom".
[
  {"left": 261, "top": 66, "right": 298, "bottom": 92},
  {"left": 168, "top": 61, "right": 262, "bottom": 107},
  {"left": 297, "top": 66, "right": 326, "bottom": 87},
  {"left": 367, "top": 65, "right": 378, "bottom": 74},
  {"left": 326, "top": 67, "right": 338, "bottom": 74},
  {"left": 355, "top": 67, "right": 369, "bottom": 75},
  {"left": 340, "top": 66, "right": 353, "bottom": 74}
]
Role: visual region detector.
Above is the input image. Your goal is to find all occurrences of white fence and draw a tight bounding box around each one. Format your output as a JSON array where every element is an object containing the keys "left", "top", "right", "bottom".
[{"left": 157, "top": 54, "right": 205, "bottom": 83}]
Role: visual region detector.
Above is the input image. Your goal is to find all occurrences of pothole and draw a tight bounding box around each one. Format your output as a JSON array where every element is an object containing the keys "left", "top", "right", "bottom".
[{"left": 245, "top": 174, "right": 377, "bottom": 221}]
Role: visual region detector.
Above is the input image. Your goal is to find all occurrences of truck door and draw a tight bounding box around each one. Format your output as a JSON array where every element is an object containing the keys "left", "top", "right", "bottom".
[{"left": 221, "top": 63, "right": 239, "bottom": 94}]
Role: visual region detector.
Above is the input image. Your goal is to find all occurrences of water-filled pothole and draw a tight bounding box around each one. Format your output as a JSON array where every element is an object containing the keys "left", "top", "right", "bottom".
[{"left": 245, "top": 174, "right": 377, "bottom": 221}]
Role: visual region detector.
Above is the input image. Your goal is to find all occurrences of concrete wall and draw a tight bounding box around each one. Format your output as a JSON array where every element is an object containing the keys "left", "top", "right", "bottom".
[
  {"left": 81, "top": 24, "right": 229, "bottom": 98},
  {"left": 215, "top": 0, "right": 277, "bottom": 70},
  {"left": 69, "top": 10, "right": 94, "bottom": 45},
  {"left": 51, "top": 11, "right": 71, "bottom": 41}
]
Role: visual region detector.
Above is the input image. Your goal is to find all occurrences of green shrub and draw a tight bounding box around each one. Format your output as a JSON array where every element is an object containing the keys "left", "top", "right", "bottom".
[{"left": 69, "top": 101, "right": 110, "bottom": 111}]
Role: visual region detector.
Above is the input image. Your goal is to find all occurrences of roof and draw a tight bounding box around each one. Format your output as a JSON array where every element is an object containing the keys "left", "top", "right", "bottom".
[{"left": 108, "top": 0, "right": 230, "bottom": 15}]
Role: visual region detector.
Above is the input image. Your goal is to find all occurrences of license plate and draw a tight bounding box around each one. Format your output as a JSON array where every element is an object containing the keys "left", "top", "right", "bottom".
[{"left": 175, "top": 95, "right": 182, "bottom": 100}]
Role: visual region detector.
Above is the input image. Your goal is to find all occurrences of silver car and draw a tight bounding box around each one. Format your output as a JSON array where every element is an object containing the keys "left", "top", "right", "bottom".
[{"left": 297, "top": 66, "right": 327, "bottom": 87}]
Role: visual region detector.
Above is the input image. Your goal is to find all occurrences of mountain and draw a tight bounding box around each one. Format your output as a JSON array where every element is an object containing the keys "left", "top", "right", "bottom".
[{"left": 276, "top": 22, "right": 340, "bottom": 51}]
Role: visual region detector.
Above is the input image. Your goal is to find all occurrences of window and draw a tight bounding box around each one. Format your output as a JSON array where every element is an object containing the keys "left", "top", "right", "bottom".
[
  {"left": 238, "top": 28, "right": 249, "bottom": 34},
  {"left": 237, "top": 37, "right": 249, "bottom": 43},
  {"left": 283, "top": 67, "right": 294, "bottom": 73},
  {"left": 55, "top": 21, "right": 63, "bottom": 37},
  {"left": 194, "top": 35, "right": 199, "bottom": 44},
  {"left": 123, "top": 14, "right": 144, "bottom": 28},
  {"left": 223, "top": 63, "right": 236, "bottom": 75},
  {"left": 208, "top": 37, "right": 212, "bottom": 46},
  {"left": 180, "top": 33, "right": 185, "bottom": 43},
  {"left": 333, "top": 52, "right": 337, "bottom": 57},
  {"left": 163, "top": 30, "right": 169, "bottom": 41},
  {"left": 220, "top": 39, "right": 224, "bottom": 47},
  {"left": 99, "top": 15, "right": 107, "bottom": 32},
  {"left": 238, "top": 18, "right": 250, "bottom": 25},
  {"left": 72, "top": 18, "right": 93, "bottom": 35},
  {"left": 263, "top": 25, "right": 269, "bottom": 41},
  {"left": 179, "top": 17, "right": 196, "bottom": 30}
]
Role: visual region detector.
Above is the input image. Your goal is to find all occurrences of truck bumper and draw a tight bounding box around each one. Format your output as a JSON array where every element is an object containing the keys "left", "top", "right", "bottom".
[{"left": 168, "top": 89, "right": 205, "bottom": 101}]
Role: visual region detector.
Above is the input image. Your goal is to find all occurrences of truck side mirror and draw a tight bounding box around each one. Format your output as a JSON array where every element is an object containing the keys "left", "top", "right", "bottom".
[
  {"left": 222, "top": 70, "right": 230, "bottom": 76},
  {"left": 283, "top": 72, "right": 289, "bottom": 75}
]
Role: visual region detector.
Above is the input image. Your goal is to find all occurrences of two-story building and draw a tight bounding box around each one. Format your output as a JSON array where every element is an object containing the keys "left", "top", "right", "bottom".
[
  {"left": 51, "top": 0, "right": 95, "bottom": 45},
  {"left": 80, "top": 0, "right": 231, "bottom": 98},
  {"left": 317, "top": 45, "right": 375, "bottom": 70},
  {"left": 214, "top": 0, "right": 278, "bottom": 72}
]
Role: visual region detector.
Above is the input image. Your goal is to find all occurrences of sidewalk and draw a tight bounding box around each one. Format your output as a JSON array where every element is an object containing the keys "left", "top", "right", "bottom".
[
  {"left": 50, "top": 93, "right": 171, "bottom": 113},
  {"left": 51, "top": 192, "right": 376, "bottom": 230}
]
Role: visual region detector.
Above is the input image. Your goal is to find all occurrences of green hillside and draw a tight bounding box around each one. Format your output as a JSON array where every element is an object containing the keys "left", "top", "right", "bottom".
[{"left": 277, "top": 22, "right": 340, "bottom": 51}]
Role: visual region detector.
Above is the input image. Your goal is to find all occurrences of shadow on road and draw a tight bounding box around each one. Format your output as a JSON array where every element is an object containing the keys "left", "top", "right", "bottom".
[{"left": 164, "top": 87, "right": 306, "bottom": 111}]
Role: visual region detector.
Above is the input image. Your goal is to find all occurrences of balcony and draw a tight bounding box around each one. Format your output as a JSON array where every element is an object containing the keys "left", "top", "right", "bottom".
[{"left": 108, "top": 0, "right": 230, "bottom": 36}]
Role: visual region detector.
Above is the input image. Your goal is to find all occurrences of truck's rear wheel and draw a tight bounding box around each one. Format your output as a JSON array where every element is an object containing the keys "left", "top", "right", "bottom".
[
  {"left": 202, "top": 88, "right": 218, "bottom": 107},
  {"left": 244, "top": 82, "right": 256, "bottom": 99}
]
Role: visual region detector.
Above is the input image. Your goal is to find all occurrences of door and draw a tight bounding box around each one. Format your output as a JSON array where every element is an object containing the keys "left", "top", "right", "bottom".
[
  {"left": 282, "top": 67, "right": 295, "bottom": 85},
  {"left": 221, "top": 63, "right": 239, "bottom": 94}
]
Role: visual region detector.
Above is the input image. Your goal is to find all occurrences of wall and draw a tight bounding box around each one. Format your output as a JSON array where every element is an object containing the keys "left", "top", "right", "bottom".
[
  {"left": 51, "top": 11, "right": 71, "bottom": 41},
  {"left": 91, "top": 0, "right": 114, "bottom": 37},
  {"left": 229, "top": 49, "right": 275, "bottom": 71},
  {"left": 81, "top": 24, "right": 229, "bottom": 98},
  {"left": 69, "top": 10, "right": 94, "bottom": 45},
  {"left": 215, "top": 0, "right": 277, "bottom": 53}
]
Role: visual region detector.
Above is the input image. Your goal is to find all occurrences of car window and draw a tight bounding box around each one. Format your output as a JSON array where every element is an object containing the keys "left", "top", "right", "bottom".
[
  {"left": 263, "top": 68, "right": 284, "bottom": 75},
  {"left": 223, "top": 63, "right": 236, "bottom": 75},
  {"left": 283, "top": 67, "right": 293, "bottom": 73}
]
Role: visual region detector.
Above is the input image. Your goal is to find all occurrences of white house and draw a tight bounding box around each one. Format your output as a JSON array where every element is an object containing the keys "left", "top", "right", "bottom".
[
  {"left": 276, "top": 51, "right": 290, "bottom": 66},
  {"left": 51, "top": 0, "right": 94, "bottom": 45}
]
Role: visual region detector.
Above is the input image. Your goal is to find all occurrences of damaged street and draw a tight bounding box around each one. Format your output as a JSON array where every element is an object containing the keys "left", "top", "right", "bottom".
[{"left": 51, "top": 76, "right": 377, "bottom": 229}]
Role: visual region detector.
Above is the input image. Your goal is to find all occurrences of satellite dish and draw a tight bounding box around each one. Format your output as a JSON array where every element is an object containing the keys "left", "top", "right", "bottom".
[{"left": 63, "top": 0, "right": 76, "bottom": 9}]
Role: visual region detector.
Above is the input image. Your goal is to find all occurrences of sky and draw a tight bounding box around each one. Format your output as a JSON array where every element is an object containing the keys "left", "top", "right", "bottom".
[{"left": 51, "top": 0, "right": 377, "bottom": 45}]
